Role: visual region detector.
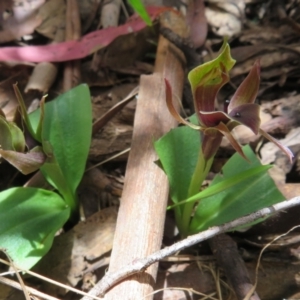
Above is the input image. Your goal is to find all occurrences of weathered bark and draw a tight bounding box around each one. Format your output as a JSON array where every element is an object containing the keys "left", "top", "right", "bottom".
[
  {"left": 209, "top": 234, "right": 260, "bottom": 300},
  {"left": 103, "top": 12, "right": 187, "bottom": 300}
]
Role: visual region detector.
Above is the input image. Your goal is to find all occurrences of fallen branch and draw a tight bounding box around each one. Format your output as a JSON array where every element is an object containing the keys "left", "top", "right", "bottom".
[
  {"left": 101, "top": 10, "right": 188, "bottom": 300},
  {"left": 209, "top": 234, "right": 260, "bottom": 300},
  {"left": 80, "top": 196, "right": 300, "bottom": 299}
]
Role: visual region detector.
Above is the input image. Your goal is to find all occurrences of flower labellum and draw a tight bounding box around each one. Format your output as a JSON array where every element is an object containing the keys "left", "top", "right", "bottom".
[{"left": 165, "top": 42, "right": 293, "bottom": 162}]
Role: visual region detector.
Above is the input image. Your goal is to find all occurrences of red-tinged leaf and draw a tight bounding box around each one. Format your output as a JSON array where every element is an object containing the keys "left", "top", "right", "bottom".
[
  {"left": 201, "top": 128, "right": 223, "bottom": 160},
  {"left": 199, "top": 110, "right": 230, "bottom": 127},
  {"left": 0, "top": 7, "right": 172, "bottom": 63},
  {"left": 194, "top": 65, "right": 229, "bottom": 121},
  {"left": 228, "top": 60, "right": 260, "bottom": 112},
  {"left": 0, "top": 146, "right": 46, "bottom": 175},
  {"left": 259, "top": 128, "right": 294, "bottom": 163},
  {"left": 215, "top": 122, "right": 249, "bottom": 161},
  {"left": 164, "top": 79, "right": 201, "bottom": 130},
  {"left": 228, "top": 103, "right": 261, "bottom": 134}
]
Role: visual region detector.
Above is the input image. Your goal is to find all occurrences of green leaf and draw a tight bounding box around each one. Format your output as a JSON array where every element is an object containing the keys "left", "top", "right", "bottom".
[
  {"left": 168, "top": 164, "right": 271, "bottom": 209},
  {"left": 0, "top": 187, "right": 70, "bottom": 270},
  {"left": 128, "top": 0, "right": 152, "bottom": 26},
  {"left": 189, "top": 145, "right": 285, "bottom": 234},
  {"left": 40, "top": 143, "right": 74, "bottom": 207},
  {"left": 0, "top": 116, "right": 14, "bottom": 150},
  {"left": 8, "top": 122, "right": 26, "bottom": 152},
  {"left": 42, "top": 84, "right": 92, "bottom": 193},
  {"left": 29, "top": 84, "right": 92, "bottom": 211},
  {"left": 188, "top": 42, "right": 236, "bottom": 96},
  {"left": 154, "top": 115, "right": 201, "bottom": 235},
  {"left": 35, "top": 95, "right": 46, "bottom": 142},
  {"left": 154, "top": 125, "right": 201, "bottom": 207}
]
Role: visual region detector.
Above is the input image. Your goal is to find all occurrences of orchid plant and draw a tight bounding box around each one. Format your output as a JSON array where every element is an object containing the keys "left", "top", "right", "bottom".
[
  {"left": 0, "top": 84, "right": 92, "bottom": 269},
  {"left": 155, "top": 43, "right": 293, "bottom": 237}
]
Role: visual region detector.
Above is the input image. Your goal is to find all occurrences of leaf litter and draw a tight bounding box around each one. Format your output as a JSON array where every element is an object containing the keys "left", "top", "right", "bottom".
[{"left": 0, "top": 0, "right": 300, "bottom": 299}]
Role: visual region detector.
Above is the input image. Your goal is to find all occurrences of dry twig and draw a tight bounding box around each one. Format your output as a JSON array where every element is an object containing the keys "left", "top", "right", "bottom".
[{"left": 81, "top": 196, "right": 300, "bottom": 299}]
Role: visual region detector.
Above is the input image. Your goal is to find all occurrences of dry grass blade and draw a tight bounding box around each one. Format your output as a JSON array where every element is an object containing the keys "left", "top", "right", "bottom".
[{"left": 92, "top": 86, "right": 139, "bottom": 135}]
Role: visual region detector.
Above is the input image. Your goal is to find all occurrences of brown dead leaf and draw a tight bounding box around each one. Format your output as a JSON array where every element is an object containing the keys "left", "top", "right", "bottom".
[
  {"left": 34, "top": 206, "right": 118, "bottom": 296},
  {"left": 78, "top": 0, "right": 101, "bottom": 33},
  {"left": 35, "top": 0, "right": 66, "bottom": 41},
  {"left": 0, "top": 0, "right": 45, "bottom": 43},
  {"left": 91, "top": 25, "right": 158, "bottom": 71},
  {"left": 89, "top": 83, "right": 136, "bottom": 161},
  {"left": 260, "top": 128, "right": 300, "bottom": 165},
  {"left": 0, "top": 69, "right": 30, "bottom": 120},
  {"left": 233, "top": 50, "right": 298, "bottom": 79},
  {"left": 155, "top": 262, "right": 216, "bottom": 300},
  {"left": 79, "top": 166, "right": 122, "bottom": 218}
]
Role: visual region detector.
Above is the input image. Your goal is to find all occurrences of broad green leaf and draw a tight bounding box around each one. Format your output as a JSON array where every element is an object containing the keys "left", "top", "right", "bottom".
[
  {"left": 154, "top": 125, "right": 200, "bottom": 207},
  {"left": 168, "top": 164, "right": 271, "bottom": 209},
  {"left": 155, "top": 125, "right": 201, "bottom": 233},
  {"left": 0, "top": 187, "right": 70, "bottom": 270},
  {"left": 154, "top": 115, "right": 201, "bottom": 235},
  {"left": 128, "top": 0, "right": 152, "bottom": 26},
  {"left": 189, "top": 145, "right": 285, "bottom": 234},
  {"left": 29, "top": 84, "right": 92, "bottom": 209}
]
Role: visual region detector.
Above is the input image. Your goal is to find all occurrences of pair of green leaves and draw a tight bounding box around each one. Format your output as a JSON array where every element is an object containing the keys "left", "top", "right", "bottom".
[
  {"left": 0, "top": 84, "right": 92, "bottom": 269},
  {"left": 28, "top": 85, "right": 92, "bottom": 212},
  {"left": 154, "top": 123, "right": 285, "bottom": 236}
]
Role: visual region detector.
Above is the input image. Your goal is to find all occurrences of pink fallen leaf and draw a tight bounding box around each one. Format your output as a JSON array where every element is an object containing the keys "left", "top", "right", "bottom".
[{"left": 0, "top": 7, "right": 172, "bottom": 63}]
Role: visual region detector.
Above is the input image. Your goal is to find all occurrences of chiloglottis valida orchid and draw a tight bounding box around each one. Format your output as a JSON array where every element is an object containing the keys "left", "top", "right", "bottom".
[{"left": 165, "top": 43, "right": 294, "bottom": 163}]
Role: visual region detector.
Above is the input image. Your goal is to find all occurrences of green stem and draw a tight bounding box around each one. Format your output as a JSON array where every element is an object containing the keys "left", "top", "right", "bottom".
[
  {"left": 180, "top": 150, "right": 214, "bottom": 237},
  {"left": 59, "top": 185, "right": 78, "bottom": 215},
  {"left": 174, "top": 205, "right": 184, "bottom": 234},
  {"left": 40, "top": 159, "right": 78, "bottom": 217}
]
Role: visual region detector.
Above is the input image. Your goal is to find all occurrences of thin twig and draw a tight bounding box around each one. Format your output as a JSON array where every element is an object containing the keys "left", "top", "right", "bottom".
[
  {"left": 80, "top": 196, "right": 300, "bottom": 299},
  {"left": 0, "top": 259, "right": 103, "bottom": 300},
  {"left": 244, "top": 224, "right": 300, "bottom": 300},
  {"left": 92, "top": 85, "right": 139, "bottom": 135},
  {"left": 0, "top": 276, "right": 59, "bottom": 300},
  {"left": 0, "top": 249, "right": 31, "bottom": 300}
]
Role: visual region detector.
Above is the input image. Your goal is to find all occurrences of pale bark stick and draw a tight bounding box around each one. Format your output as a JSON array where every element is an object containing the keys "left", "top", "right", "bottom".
[{"left": 102, "top": 21, "right": 186, "bottom": 300}]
